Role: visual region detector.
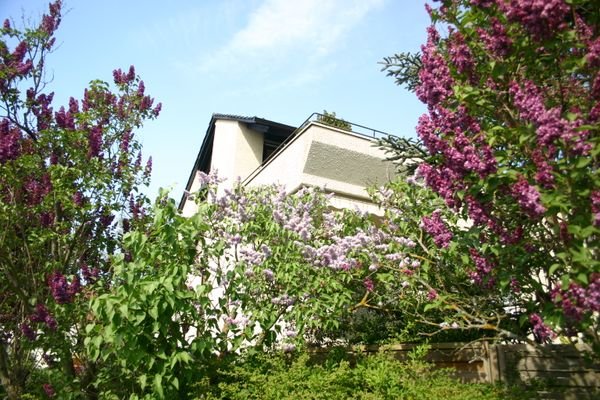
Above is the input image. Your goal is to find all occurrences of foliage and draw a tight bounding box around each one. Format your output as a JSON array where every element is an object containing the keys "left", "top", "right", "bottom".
[
  {"left": 382, "top": 0, "right": 600, "bottom": 348},
  {"left": 0, "top": 2, "right": 160, "bottom": 398},
  {"left": 379, "top": 52, "right": 422, "bottom": 92},
  {"left": 194, "top": 348, "right": 531, "bottom": 400},
  {"left": 316, "top": 110, "right": 352, "bottom": 131}
]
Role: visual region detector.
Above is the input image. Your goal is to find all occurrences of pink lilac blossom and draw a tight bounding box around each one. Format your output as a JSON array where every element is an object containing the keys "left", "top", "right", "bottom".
[
  {"left": 43, "top": 383, "right": 56, "bottom": 398},
  {"left": 498, "top": 0, "right": 569, "bottom": 40},
  {"left": 448, "top": 31, "right": 474, "bottom": 75},
  {"left": 586, "top": 37, "right": 600, "bottom": 67},
  {"left": 87, "top": 126, "right": 102, "bottom": 158},
  {"left": 54, "top": 106, "right": 74, "bottom": 129},
  {"left": 552, "top": 274, "right": 600, "bottom": 321},
  {"left": 363, "top": 277, "right": 375, "bottom": 292},
  {"left": 427, "top": 289, "right": 438, "bottom": 301},
  {"left": 417, "top": 163, "right": 463, "bottom": 208},
  {"left": 529, "top": 313, "right": 555, "bottom": 343},
  {"left": 416, "top": 26, "right": 454, "bottom": 107},
  {"left": 48, "top": 271, "right": 80, "bottom": 304},
  {"left": 592, "top": 191, "right": 600, "bottom": 227},
  {"left": 421, "top": 211, "right": 453, "bottom": 248},
  {"left": 465, "top": 196, "right": 494, "bottom": 228},
  {"left": 32, "top": 92, "right": 54, "bottom": 131},
  {"left": 24, "top": 174, "right": 52, "bottom": 206},
  {"left": 144, "top": 156, "right": 152, "bottom": 179},
  {"left": 0, "top": 118, "right": 21, "bottom": 163},
  {"left": 531, "top": 150, "right": 554, "bottom": 188},
  {"left": 511, "top": 177, "right": 545, "bottom": 218},
  {"left": 21, "top": 323, "right": 36, "bottom": 341},
  {"left": 477, "top": 17, "right": 512, "bottom": 58},
  {"left": 469, "top": 249, "right": 495, "bottom": 287}
]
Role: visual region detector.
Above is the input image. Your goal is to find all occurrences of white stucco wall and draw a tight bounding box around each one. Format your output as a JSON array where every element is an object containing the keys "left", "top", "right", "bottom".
[
  {"left": 211, "top": 120, "right": 264, "bottom": 191},
  {"left": 243, "top": 122, "right": 395, "bottom": 214}
]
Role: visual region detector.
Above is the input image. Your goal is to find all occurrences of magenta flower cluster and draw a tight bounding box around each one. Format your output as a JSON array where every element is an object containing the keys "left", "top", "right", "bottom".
[
  {"left": 469, "top": 249, "right": 495, "bottom": 287},
  {"left": 421, "top": 211, "right": 453, "bottom": 248},
  {"left": 476, "top": 17, "right": 512, "bottom": 58},
  {"left": 591, "top": 191, "right": 600, "bottom": 227},
  {"left": 48, "top": 271, "right": 81, "bottom": 304},
  {"left": 529, "top": 313, "right": 555, "bottom": 343},
  {"left": 551, "top": 274, "right": 600, "bottom": 322},
  {"left": 510, "top": 177, "right": 545, "bottom": 218},
  {"left": 416, "top": 26, "right": 454, "bottom": 107},
  {"left": 447, "top": 31, "right": 474, "bottom": 75},
  {"left": 20, "top": 304, "right": 58, "bottom": 341},
  {"left": 113, "top": 65, "right": 136, "bottom": 85},
  {"left": 498, "top": 0, "right": 569, "bottom": 40},
  {"left": 510, "top": 80, "right": 590, "bottom": 156},
  {"left": 416, "top": 104, "right": 496, "bottom": 208},
  {"left": 24, "top": 174, "right": 52, "bottom": 206},
  {"left": 0, "top": 118, "right": 21, "bottom": 164}
]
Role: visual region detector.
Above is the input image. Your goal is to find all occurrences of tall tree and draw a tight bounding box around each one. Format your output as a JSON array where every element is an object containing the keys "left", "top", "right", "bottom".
[{"left": 0, "top": 2, "right": 160, "bottom": 397}]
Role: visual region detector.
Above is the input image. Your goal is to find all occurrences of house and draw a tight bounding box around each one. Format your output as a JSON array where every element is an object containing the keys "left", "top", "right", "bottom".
[{"left": 179, "top": 113, "right": 397, "bottom": 216}]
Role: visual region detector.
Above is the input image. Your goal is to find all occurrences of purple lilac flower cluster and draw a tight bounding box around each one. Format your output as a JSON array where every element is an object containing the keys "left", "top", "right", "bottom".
[
  {"left": 271, "top": 294, "right": 295, "bottom": 307},
  {"left": 239, "top": 245, "right": 269, "bottom": 266},
  {"left": 30, "top": 92, "right": 54, "bottom": 131},
  {"left": 416, "top": 26, "right": 454, "bottom": 107},
  {"left": 81, "top": 265, "right": 100, "bottom": 284},
  {"left": 469, "top": 249, "right": 495, "bottom": 287},
  {"left": 510, "top": 177, "right": 545, "bottom": 218},
  {"left": 421, "top": 211, "right": 453, "bottom": 248},
  {"left": 54, "top": 105, "right": 75, "bottom": 129},
  {"left": 224, "top": 315, "right": 249, "bottom": 327},
  {"left": 416, "top": 105, "right": 496, "bottom": 208},
  {"left": 1, "top": 37, "right": 34, "bottom": 81},
  {"left": 87, "top": 126, "right": 103, "bottom": 159},
  {"left": 529, "top": 313, "right": 555, "bottom": 343},
  {"left": 0, "top": 119, "right": 21, "bottom": 163},
  {"left": 48, "top": 271, "right": 81, "bottom": 304},
  {"left": 41, "top": 0, "right": 61, "bottom": 35},
  {"left": 24, "top": 174, "right": 52, "bottom": 206},
  {"left": 20, "top": 304, "right": 58, "bottom": 341},
  {"left": 43, "top": 383, "right": 56, "bottom": 398},
  {"left": 498, "top": 0, "right": 569, "bottom": 40},
  {"left": 476, "top": 17, "right": 512, "bottom": 58},
  {"left": 510, "top": 80, "right": 591, "bottom": 156},
  {"left": 551, "top": 274, "right": 600, "bottom": 322},
  {"left": 112, "top": 65, "right": 136, "bottom": 85},
  {"left": 448, "top": 31, "right": 474, "bottom": 75},
  {"left": 591, "top": 191, "right": 600, "bottom": 227}
]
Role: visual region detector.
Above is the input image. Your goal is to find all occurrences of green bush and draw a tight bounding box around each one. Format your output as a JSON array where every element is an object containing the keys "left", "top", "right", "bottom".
[{"left": 193, "top": 349, "right": 533, "bottom": 400}]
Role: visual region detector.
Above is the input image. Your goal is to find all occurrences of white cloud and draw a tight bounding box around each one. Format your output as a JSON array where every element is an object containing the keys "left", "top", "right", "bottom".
[{"left": 198, "top": 0, "right": 384, "bottom": 75}]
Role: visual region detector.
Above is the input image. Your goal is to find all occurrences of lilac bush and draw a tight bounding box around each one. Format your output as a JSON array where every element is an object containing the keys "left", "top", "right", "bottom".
[
  {"left": 383, "top": 0, "right": 600, "bottom": 347},
  {"left": 0, "top": 1, "right": 160, "bottom": 397}
]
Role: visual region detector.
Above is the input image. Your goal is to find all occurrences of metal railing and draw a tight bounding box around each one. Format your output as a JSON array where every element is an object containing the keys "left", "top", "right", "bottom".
[{"left": 297, "top": 112, "right": 396, "bottom": 140}]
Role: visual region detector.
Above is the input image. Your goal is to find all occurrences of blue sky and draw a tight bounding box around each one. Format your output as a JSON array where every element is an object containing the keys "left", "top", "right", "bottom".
[{"left": 1, "top": 0, "right": 430, "bottom": 199}]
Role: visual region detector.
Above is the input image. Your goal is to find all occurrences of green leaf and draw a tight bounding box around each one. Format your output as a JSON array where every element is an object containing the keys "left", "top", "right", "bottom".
[
  {"left": 149, "top": 304, "right": 159, "bottom": 320},
  {"left": 548, "top": 264, "right": 561, "bottom": 276},
  {"left": 139, "top": 374, "right": 147, "bottom": 390},
  {"left": 154, "top": 373, "right": 164, "bottom": 398}
]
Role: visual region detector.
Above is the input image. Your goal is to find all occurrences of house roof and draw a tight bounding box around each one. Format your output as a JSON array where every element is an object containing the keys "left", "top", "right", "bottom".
[{"left": 178, "top": 113, "right": 297, "bottom": 210}]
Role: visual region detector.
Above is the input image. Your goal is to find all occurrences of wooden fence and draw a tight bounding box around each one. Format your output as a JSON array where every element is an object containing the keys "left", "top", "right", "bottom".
[{"left": 312, "top": 342, "right": 600, "bottom": 399}]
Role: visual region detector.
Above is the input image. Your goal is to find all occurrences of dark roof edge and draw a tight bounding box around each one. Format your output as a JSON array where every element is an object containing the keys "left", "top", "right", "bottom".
[{"left": 177, "top": 113, "right": 296, "bottom": 211}]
